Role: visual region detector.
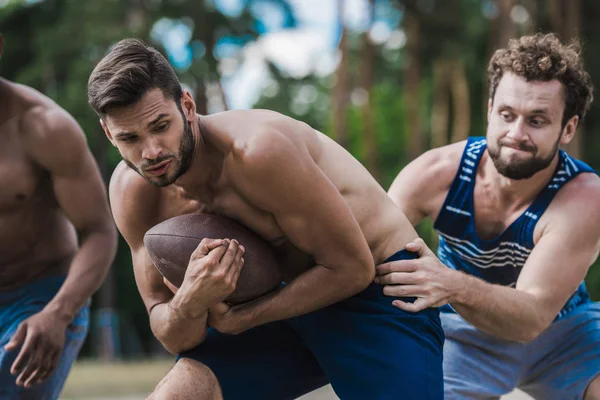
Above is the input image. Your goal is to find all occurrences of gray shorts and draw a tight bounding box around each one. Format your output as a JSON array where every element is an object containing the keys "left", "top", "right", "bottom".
[{"left": 442, "top": 302, "right": 600, "bottom": 400}]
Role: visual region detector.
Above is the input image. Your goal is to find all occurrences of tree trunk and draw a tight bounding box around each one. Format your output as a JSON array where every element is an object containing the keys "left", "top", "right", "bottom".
[
  {"left": 404, "top": 8, "right": 423, "bottom": 160},
  {"left": 359, "top": 0, "right": 378, "bottom": 179},
  {"left": 431, "top": 59, "right": 450, "bottom": 148},
  {"left": 331, "top": 0, "right": 349, "bottom": 148},
  {"left": 450, "top": 59, "right": 471, "bottom": 143},
  {"left": 548, "top": 0, "right": 583, "bottom": 158}
]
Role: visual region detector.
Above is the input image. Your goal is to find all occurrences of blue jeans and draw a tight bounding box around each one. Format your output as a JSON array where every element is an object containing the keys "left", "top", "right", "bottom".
[{"left": 0, "top": 276, "right": 90, "bottom": 399}]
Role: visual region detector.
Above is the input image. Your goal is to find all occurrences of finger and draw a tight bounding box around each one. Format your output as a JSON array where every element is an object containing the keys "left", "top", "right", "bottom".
[
  {"left": 163, "top": 277, "right": 179, "bottom": 294},
  {"left": 405, "top": 238, "right": 433, "bottom": 257},
  {"left": 230, "top": 257, "right": 244, "bottom": 283},
  {"left": 228, "top": 247, "right": 244, "bottom": 273},
  {"left": 202, "top": 240, "right": 230, "bottom": 263},
  {"left": 37, "top": 349, "right": 60, "bottom": 384},
  {"left": 15, "top": 339, "right": 40, "bottom": 386},
  {"left": 194, "top": 238, "right": 225, "bottom": 257},
  {"left": 24, "top": 366, "right": 44, "bottom": 388},
  {"left": 374, "top": 272, "right": 417, "bottom": 285},
  {"left": 392, "top": 298, "right": 430, "bottom": 313},
  {"left": 375, "top": 260, "right": 418, "bottom": 275},
  {"left": 382, "top": 284, "right": 420, "bottom": 297},
  {"left": 5, "top": 323, "right": 27, "bottom": 351},
  {"left": 10, "top": 329, "right": 34, "bottom": 375},
  {"left": 219, "top": 239, "right": 239, "bottom": 266}
]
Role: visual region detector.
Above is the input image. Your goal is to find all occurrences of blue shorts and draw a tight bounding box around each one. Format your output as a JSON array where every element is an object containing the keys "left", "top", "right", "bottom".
[
  {"left": 442, "top": 302, "right": 600, "bottom": 399},
  {"left": 0, "top": 276, "right": 90, "bottom": 400},
  {"left": 180, "top": 249, "right": 444, "bottom": 400}
]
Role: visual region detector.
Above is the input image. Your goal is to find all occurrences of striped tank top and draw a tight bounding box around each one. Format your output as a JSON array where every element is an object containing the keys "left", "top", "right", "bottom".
[{"left": 435, "top": 137, "right": 596, "bottom": 319}]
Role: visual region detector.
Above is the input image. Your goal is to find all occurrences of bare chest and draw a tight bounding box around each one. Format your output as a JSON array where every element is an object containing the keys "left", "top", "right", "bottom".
[{"left": 472, "top": 185, "right": 529, "bottom": 241}]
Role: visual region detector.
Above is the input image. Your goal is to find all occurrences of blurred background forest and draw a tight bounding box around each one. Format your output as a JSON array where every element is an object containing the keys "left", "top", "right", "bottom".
[{"left": 1, "top": 0, "right": 599, "bottom": 361}]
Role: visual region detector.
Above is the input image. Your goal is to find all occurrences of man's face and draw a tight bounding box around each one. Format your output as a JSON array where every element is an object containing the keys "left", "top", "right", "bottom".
[
  {"left": 102, "top": 89, "right": 195, "bottom": 187},
  {"left": 486, "top": 73, "right": 576, "bottom": 180}
]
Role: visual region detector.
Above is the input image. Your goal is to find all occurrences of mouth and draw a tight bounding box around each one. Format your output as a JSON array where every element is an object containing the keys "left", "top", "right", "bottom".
[{"left": 144, "top": 160, "right": 172, "bottom": 176}]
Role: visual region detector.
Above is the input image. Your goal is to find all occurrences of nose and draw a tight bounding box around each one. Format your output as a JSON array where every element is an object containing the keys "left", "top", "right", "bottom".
[
  {"left": 506, "top": 116, "right": 527, "bottom": 141},
  {"left": 141, "top": 136, "right": 163, "bottom": 160}
]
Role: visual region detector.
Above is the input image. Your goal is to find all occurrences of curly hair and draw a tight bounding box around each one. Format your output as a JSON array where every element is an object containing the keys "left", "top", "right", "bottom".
[{"left": 488, "top": 33, "right": 594, "bottom": 127}]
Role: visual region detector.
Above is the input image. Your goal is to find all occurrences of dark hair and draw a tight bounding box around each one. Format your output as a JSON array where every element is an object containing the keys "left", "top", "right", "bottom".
[
  {"left": 488, "top": 33, "right": 594, "bottom": 126},
  {"left": 88, "top": 38, "right": 182, "bottom": 115}
]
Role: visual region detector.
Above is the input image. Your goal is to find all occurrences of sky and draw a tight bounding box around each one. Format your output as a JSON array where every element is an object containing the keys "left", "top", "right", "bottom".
[{"left": 153, "top": 0, "right": 402, "bottom": 110}]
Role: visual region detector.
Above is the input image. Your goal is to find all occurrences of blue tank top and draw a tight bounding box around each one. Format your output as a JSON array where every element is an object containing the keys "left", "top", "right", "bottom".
[{"left": 435, "top": 137, "right": 596, "bottom": 319}]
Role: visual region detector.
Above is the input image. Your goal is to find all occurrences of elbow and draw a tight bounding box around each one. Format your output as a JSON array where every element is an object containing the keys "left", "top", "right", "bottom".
[
  {"left": 155, "top": 329, "right": 207, "bottom": 355},
  {"left": 349, "top": 262, "right": 376, "bottom": 293},
  {"left": 513, "top": 319, "right": 549, "bottom": 343}
]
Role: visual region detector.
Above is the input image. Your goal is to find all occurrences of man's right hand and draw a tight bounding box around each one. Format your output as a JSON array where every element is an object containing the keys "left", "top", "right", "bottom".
[{"left": 170, "top": 238, "right": 245, "bottom": 319}]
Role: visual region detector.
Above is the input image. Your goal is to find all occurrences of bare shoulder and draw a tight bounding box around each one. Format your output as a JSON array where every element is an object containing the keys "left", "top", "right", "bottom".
[
  {"left": 109, "top": 162, "right": 163, "bottom": 245},
  {"left": 205, "top": 109, "right": 316, "bottom": 153},
  {"left": 391, "top": 140, "right": 465, "bottom": 194},
  {"left": 547, "top": 172, "right": 600, "bottom": 223},
  {"left": 388, "top": 140, "right": 466, "bottom": 223}
]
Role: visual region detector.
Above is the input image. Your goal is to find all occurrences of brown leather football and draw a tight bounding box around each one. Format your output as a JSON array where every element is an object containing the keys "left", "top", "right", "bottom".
[{"left": 143, "top": 213, "right": 282, "bottom": 304}]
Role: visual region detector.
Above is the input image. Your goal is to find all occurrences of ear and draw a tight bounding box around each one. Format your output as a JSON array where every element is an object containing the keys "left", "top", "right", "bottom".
[
  {"left": 181, "top": 89, "right": 197, "bottom": 123},
  {"left": 487, "top": 98, "right": 493, "bottom": 121},
  {"left": 560, "top": 115, "right": 579, "bottom": 146},
  {"left": 100, "top": 118, "right": 117, "bottom": 147}
]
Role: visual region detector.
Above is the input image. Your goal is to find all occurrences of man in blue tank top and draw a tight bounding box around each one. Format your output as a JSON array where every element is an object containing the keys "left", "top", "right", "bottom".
[{"left": 377, "top": 33, "right": 600, "bottom": 399}]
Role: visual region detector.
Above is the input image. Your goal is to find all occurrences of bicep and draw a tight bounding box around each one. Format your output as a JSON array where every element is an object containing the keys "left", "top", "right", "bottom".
[{"left": 388, "top": 166, "right": 427, "bottom": 226}]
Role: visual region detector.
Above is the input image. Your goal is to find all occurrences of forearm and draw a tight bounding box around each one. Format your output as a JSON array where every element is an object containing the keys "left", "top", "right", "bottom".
[
  {"left": 242, "top": 264, "right": 371, "bottom": 329},
  {"left": 44, "top": 223, "right": 117, "bottom": 321},
  {"left": 150, "top": 301, "right": 208, "bottom": 354},
  {"left": 451, "top": 272, "right": 549, "bottom": 342}
]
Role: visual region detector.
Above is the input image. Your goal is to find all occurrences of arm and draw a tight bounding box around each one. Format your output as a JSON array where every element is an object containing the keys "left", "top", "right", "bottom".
[
  {"left": 220, "top": 130, "right": 374, "bottom": 331},
  {"left": 378, "top": 175, "right": 600, "bottom": 342},
  {"left": 26, "top": 108, "right": 117, "bottom": 322},
  {"left": 109, "top": 167, "right": 208, "bottom": 354},
  {"left": 450, "top": 177, "right": 600, "bottom": 341},
  {"left": 110, "top": 167, "right": 244, "bottom": 354}
]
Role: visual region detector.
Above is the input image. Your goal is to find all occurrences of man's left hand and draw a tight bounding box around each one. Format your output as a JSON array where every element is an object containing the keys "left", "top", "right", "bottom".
[{"left": 375, "top": 238, "right": 462, "bottom": 312}]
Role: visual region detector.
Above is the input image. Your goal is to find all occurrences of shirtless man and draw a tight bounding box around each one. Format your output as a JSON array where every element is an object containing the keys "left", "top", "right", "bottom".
[
  {"left": 378, "top": 33, "right": 600, "bottom": 399},
  {"left": 87, "top": 38, "right": 444, "bottom": 399},
  {"left": 0, "top": 33, "right": 117, "bottom": 399}
]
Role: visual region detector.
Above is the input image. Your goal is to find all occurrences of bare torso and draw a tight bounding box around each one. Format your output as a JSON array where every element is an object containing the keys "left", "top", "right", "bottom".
[
  {"left": 0, "top": 81, "right": 77, "bottom": 289},
  {"left": 116, "top": 110, "right": 417, "bottom": 280}
]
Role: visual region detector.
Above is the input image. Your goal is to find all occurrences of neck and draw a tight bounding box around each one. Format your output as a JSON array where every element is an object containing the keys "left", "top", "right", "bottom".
[
  {"left": 174, "top": 116, "right": 224, "bottom": 200},
  {"left": 480, "top": 150, "right": 560, "bottom": 209}
]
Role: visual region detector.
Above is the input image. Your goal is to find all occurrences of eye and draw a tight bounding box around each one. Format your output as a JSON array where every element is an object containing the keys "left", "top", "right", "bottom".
[
  {"left": 154, "top": 123, "right": 169, "bottom": 133},
  {"left": 120, "top": 135, "right": 138, "bottom": 143},
  {"left": 529, "top": 117, "right": 546, "bottom": 127},
  {"left": 500, "top": 111, "right": 515, "bottom": 122}
]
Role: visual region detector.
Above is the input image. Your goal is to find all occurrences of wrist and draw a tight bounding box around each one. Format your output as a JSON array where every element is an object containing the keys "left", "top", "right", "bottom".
[
  {"left": 447, "top": 269, "right": 470, "bottom": 305},
  {"left": 43, "top": 301, "right": 76, "bottom": 324},
  {"left": 169, "top": 292, "right": 207, "bottom": 320}
]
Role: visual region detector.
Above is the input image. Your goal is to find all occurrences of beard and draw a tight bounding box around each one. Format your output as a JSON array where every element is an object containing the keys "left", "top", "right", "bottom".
[
  {"left": 124, "top": 119, "right": 195, "bottom": 187},
  {"left": 487, "top": 134, "right": 561, "bottom": 180}
]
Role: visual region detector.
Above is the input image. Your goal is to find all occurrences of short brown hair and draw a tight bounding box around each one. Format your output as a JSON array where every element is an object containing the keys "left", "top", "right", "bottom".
[
  {"left": 488, "top": 33, "right": 594, "bottom": 126},
  {"left": 88, "top": 38, "right": 182, "bottom": 115}
]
